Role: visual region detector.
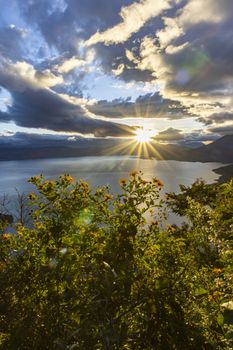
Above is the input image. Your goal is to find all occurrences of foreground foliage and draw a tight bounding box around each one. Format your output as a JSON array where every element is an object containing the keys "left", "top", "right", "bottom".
[{"left": 0, "top": 174, "right": 232, "bottom": 349}]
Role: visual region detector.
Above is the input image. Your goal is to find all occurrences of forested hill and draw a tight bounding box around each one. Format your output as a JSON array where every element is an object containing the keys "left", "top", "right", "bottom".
[
  {"left": 0, "top": 135, "right": 233, "bottom": 163},
  {"left": 187, "top": 135, "right": 233, "bottom": 163}
]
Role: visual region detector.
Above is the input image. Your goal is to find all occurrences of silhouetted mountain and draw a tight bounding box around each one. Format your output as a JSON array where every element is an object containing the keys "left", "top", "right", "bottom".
[
  {"left": 188, "top": 135, "right": 233, "bottom": 163},
  {"left": 0, "top": 135, "right": 232, "bottom": 163},
  {"left": 178, "top": 141, "right": 204, "bottom": 149}
]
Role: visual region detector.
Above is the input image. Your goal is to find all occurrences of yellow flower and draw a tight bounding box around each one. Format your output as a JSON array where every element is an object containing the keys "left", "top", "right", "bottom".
[
  {"left": 80, "top": 181, "right": 89, "bottom": 194},
  {"left": 91, "top": 232, "right": 98, "bottom": 238},
  {"left": 153, "top": 178, "right": 163, "bottom": 187},
  {"left": 208, "top": 291, "right": 223, "bottom": 302},
  {"left": 141, "top": 179, "right": 148, "bottom": 185},
  {"left": 65, "top": 175, "right": 74, "bottom": 184},
  {"left": 119, "top": 179, "right": 127, "bottom": 186},
  {"left": 130, "top": 171, "right": 138, "bottom": 177},
  {"left": 151, "top": 221, "right": 159, "bottom": 226},
  {"left": 104, "top": 194, "right": 113, "bottom": 201},
  {"left": 167, "top": 224, "right": 176, "bottom": 233},
  {"left": 213, "top": 291, "right": 223, "bottom": 299},
  {"left": 28, "top": 175, "right": 41, "bottom": 184},
  {"left": 157, "top": 180, "right": 163, "bottom": 187},
  {"left": 28, "top": 193, "right": 36, "bottom": 201},
  {"left": 0, "top": 234, "right": 11, "bottom": 240},
  {"left": 35, "top": 222, "right": 45, "bottom": 230},
  {"left": 165, "top": 194, "right": 172, "bottom": 200},
  {"left": 212, "top": 268, "right": 223, "bottom": 274},
  {"left": 208, "top": 295, "right": 214, "bottom": 302}
]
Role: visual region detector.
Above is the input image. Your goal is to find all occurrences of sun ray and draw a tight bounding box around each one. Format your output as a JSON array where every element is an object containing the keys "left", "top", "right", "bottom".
[
  {"left": 134, "top": 128, "right": 155, "bottom": 144},
  {"left": 103, "top": 127, "right": 167, "bottom": 161}
]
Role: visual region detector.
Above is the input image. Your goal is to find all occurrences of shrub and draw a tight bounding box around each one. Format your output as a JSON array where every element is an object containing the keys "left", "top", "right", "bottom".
[{"left": 0, "top": 174, "right": 232, "bottom": 349}]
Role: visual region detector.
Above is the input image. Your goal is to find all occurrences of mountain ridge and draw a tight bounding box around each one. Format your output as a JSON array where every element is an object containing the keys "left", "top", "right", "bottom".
[{"left": 0, "top": 135, "right": 232, "bottom": 163}]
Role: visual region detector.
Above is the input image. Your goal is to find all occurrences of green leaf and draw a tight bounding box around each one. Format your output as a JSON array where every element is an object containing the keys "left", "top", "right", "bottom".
[
  {"left": 194, "top": 287, "right": 209, "bottom": 296},
  {"left": 217, "top": 313, "right": 224, "bottom": 326}
]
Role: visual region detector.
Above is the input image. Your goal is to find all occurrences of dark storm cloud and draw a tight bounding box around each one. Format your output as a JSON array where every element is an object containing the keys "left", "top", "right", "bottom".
[
  {"left": 94, "top": 42, "right": 153, "bottom": 83},
  {"left": 0, "top": 59, "right": 136, "bottom": 137},
  {"left": 0, "top": 132, "right": 127, "bottom": 157},
  {"left": 152, "top": 128, "right": 220, "bottom": 144},
  {"left": 163, "top": 19, "right": 233, "bottom": 94},
  {"left": 0, "top": 87, "right": 135, "bottom": 137},
  {"left": 88, "top": 92, "right": 192, "bottom": 119},
  {"left": 208, "top": 125, "right": 233, "bottom": 136},
  {"left": 0, "top": 132, "right": 72, "bottom": 149},
  {"left": 198, "top": 113, "right": 233, "bottom": 126},
  {"left": 154, "top": 127, "right": 184, "bottom": 141},
  {"left": 183, "top": 131, "right": 219, "bottom": 143},
  {"left": 0, "top": 110, "right": 10, "bottom": 122}
]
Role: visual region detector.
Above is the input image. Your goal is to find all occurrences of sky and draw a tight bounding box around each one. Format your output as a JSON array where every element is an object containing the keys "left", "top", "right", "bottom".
[{"left": 0, "top": 0, "right": 233, "bottom": 148}]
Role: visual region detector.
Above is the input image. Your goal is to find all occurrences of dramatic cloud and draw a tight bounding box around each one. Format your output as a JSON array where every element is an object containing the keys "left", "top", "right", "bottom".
[
  {"left": 154, "top": 127, "right": 184, "bottom": 141},
  {"left": 208, "top": 124, "right": 233, "bottom": 136},
  {"left": 198, "top": 113, "right": 233, "bottom": 125},
  {"left": 0, "top": 0, "right": 233, "bottom": 142},
  {"left": 179, "top": 0, "right": 233, "bottom": 26},
  {"left": 0, "top": 88, "right": 135, "bottom": 137},
  {"left": 85, "top": 0, "right": 171, "bottom": 46},
  {"left": 19, "top": 0, "right": 134, "bottom": 52},
  {"left": 0, "top": 132, "right": 73, "bottom": 149},
  {"left": 104, "top": 0, "right": 233, "bottom": 128},
  {"left": 0, "top": 60, "right": 136, "bottom": 137},
  {"left": 88, "top": 92, "right": 192, "bottom": 119},
  {"left": 0, "top": 60, "right": 63, "bottom": 91},
  {"left": 55, "top": 56, "right": 87, "bottom": 74}
]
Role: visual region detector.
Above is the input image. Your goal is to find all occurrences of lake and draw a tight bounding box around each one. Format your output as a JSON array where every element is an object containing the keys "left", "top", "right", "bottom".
[
  {"left": 0, "top": 156, "right": 222, "bottom": 196},
  {"left": 0, "top": 156, "right": 223, "bottom": 225}
]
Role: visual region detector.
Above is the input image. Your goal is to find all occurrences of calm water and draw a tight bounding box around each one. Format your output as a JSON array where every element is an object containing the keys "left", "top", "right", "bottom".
[
  {"left": 0, "top": 156, "right": 222, "bottom": 224},
  {"left": 0, "top": 156, "right": 222, "bottom": 196}
]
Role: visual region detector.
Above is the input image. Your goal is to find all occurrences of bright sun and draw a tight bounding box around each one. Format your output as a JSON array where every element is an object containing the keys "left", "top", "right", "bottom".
[{"left": 134, "top": 128, "right": 156, "bottom": 143}]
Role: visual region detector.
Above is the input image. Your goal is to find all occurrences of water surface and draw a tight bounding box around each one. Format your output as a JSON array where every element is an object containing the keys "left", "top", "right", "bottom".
[{"left": 0, "top": 156, "right": 221, "bottom": 196}]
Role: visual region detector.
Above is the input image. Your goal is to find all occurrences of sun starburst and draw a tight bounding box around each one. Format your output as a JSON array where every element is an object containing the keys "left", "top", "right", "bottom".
[{"left": 134, "top": 128, "right": 156, "bottom": 143}]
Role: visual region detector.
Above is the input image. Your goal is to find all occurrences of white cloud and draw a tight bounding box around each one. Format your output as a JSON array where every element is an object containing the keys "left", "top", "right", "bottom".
[
  {"left": 165, "top": 42, "right": 189, "bottom": 54},
  {"left": 179, "top": 0, "right": 227, "bottom": 27},
  {"left": 136, "top": 36, "right": 169, "bottom": 81},
  {"left": 112, "top": 63, "right": 125, "bottom": 76},
  {"left": 125, "top": 49, "right": 139, "bottom": 64},
  {"left": 124, "top": 0, "right": 233, "bottom": 121},
  {"left": 156, "top": 0, "right": 232, "bottom": 51},
  {"left": 85, "top": 0, "right": 172, "bottom": 46},
  {"left": 0, "top": 60, "right": 63, "bottom": 91},
  {"left": 55, "top": 50, "right": 95, "bottom": 74},
  {"left": 55, "top": 56, "right": 86, "bottom": 73},
  {"left": 157, "top": 16, "right": 183, "bottom": 48}
]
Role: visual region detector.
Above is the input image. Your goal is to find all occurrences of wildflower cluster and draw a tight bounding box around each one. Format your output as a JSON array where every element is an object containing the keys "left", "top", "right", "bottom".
[{"left": 0, "top": 174, "right": 232, "bottom": 350}]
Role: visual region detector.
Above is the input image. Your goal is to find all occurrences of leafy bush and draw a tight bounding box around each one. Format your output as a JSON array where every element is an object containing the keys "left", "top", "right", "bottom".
[{"left": 0, "top": 174, "right": 232, "bottom": 349}]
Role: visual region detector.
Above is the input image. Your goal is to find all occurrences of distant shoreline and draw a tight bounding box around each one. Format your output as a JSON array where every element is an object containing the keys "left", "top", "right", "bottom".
[
  {"left": 213, "top": 164, "right": 233, "bottom": 183},
  {"left": 0, "top": 135, "right": 232, "bottom": 164},
  {"left": 0, "top": 153, "right": 228, "bottom": 164}
]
